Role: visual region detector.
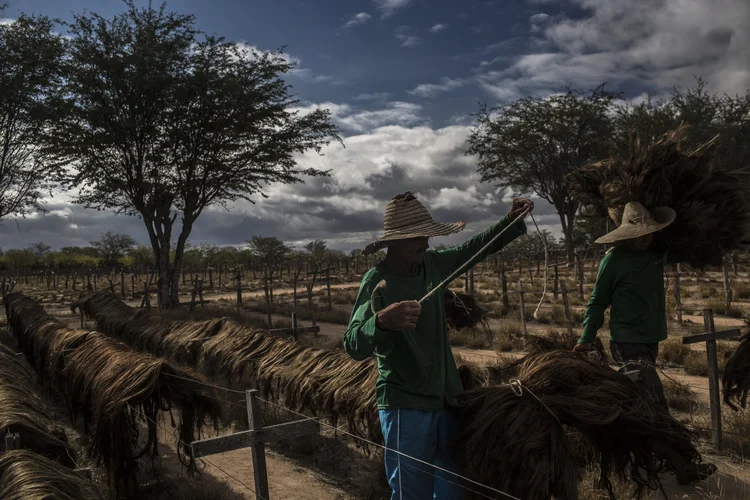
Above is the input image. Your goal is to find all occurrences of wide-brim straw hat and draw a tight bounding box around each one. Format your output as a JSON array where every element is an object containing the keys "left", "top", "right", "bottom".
[
  {"left": 363, "top": 192, "right": 466, "bottom": 255},
  {"left": 595, "top": 201, "right": 676, "bottom": 244}
]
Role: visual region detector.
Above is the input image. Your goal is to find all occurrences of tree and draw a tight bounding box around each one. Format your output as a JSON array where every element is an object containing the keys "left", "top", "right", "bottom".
[
  {"left": 128, "top": 244, "right": 155, "bottom": 269},
  {"left": 247, "top": 236, "right": 290, "bottom": 268},
  {"left": 28, "top": 241, "right": 51, "bottom": 259},
  {"left": 615, "top": 78, "right": 750, "bottom": 174},
  {"left": 3, "top": 248, "right": 37, "bottom": 268},
  {"left": 467, "top": 85, "right": 621, "bottom": 263},
  {"left": 91, "top": 230, "right": 136, "bottom": 267},
  {"left": 0, "top": 13, "right": 66, "bottom": 220},
  {"left": 304, "top": 240, "right": 327, "bottom": 262},
  {"left": 47, "top": 2, "right": 340, "bottom": 308}
]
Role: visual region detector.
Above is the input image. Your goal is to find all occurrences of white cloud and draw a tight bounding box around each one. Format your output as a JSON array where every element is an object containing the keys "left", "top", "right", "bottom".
[
  {"left": 234, "top": 42, "right": 345, "bottom": 85},
  {"left": 291, "top": 101, "right": 426, "bottom": 133},
  {"left": 530, "top": 13, "right": 550, "bottom": 24},
  {"left": 429, "top": 24, "right": 448, "bottom": 33},
  {"left": 374, "top": 0, "right": 412, "bottom": 19},
  {"left": 408, "top": 77, "right": 466, "bottom": 98},
  {"left": 395, "top": 25, "right": 422, "bottom": 48},
  {"left": 476, "top": 0, "right": 750, "bottom": 100},
  {"left": 0, "top": 18, "right": 15, "bottom": 25},
  {"left": 342, "top": 12, "right": 372, "bottom": 30}
]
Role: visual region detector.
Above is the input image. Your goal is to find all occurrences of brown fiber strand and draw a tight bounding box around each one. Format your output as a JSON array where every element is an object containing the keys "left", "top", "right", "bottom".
[
  {"left": 0, "top": 343, "right": 77, "bottom": 467},
  {"left": 451, "top": 351, "right": 704, "bottom": 500},
  {"left": 5, "top": 292, "right": 221, "bottom": 496},
  {"left": 567, "top": 125, "right": 750, "bottom": 268},
  {"left": 722, "top": 330, "right": 750, "bottom": 410},
  {"left": 0, "top": 450, "right": 102, "bottom": 500}
]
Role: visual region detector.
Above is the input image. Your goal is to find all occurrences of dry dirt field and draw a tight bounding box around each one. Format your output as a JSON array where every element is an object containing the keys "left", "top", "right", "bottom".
[{"left": 3, "top": 258, "right": 750, "bottom": 499}]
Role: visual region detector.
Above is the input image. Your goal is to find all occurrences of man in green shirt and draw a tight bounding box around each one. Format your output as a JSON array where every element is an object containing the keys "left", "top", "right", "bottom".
[
  {"left": 573, "top": 201, "right": 715, "bottom": 484},
  {"left": 345, "top": 191, "right": 532, "bottom": 500}
]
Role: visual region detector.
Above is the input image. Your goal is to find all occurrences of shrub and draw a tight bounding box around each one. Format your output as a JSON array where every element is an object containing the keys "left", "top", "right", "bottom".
[
  {"left": 662, "top": 378, "right": 697, "bottom": 413},
  {"left": 724, "top": 408, "right": 750, "bottom": 459},
  {"left": 658, "top": 337, "right": 691, "bottom": 366}
]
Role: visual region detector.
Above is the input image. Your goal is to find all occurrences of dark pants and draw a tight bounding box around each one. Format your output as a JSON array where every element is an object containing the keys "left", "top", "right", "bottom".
[{"left": 610, "top": 340, "right": 669, "bottom": 414}]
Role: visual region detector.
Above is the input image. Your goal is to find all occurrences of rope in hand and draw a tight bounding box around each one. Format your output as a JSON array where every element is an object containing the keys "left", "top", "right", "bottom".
[
  {"left": 370, "top": 207, "right": 532, "bottom": 313},
  {"left": 529, "top": 213, "right": 549, "bottom": 320}
]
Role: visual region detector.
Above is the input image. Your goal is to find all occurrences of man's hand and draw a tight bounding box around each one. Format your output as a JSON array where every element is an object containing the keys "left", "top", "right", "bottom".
[
  {"left": 572, "top": 343, "right": 595, "bottom": 353},
  {"left": 376, "top": 300, "right": 421, "bottom": 331},
  {"left": 509, "top": 198, "right": 534, "bottom": 219}
]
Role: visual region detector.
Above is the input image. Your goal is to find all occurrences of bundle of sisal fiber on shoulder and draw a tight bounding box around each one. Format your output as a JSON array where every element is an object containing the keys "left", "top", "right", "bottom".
[
  {"left": 451, "top": 351, "right": 702, "bottom": 500},
  {"left": 567, "top": 125, "right": 750, "bottom": 268},
  {"left": 722, "top": 331, "right": 750, "bottom": 410}
]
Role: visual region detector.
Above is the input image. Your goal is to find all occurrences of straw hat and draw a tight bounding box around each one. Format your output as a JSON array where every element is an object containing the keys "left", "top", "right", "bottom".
[
  {"left": 363, "top": 192, "right": 466, "bottom": 255},
  {"left": 595, "top": 201, "right": 676, "bottom": 244}
]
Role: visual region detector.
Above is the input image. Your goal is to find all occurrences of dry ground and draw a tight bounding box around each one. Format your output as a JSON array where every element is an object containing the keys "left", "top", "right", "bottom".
[{"left": 5, "top": 260, "right": 750, "bottom": 499}]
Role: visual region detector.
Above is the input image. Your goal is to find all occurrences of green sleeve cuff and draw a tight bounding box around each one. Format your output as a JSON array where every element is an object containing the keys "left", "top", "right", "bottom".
[{"left": 360, "top": 314, "right": 388, "bottom": 344}]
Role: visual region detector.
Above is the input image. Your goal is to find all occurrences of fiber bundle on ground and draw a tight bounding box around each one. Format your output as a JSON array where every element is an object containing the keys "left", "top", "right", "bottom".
[
  {"left": 451, "top": 351, "right": 703, "bottom": 499},
  {"left": 722, "top": 333, "right": 750, "bottom": 410},
  {"left": 443, "top": 290, "right": 489, "bottom": 330},
  {"left": 74, "top": 291, "right": 383, "bottom": 445},
  {"left": 567, "top": 125, "right": 750, "bottom": 268},
  {"left": 0, "top": 343, "right": 76, "bottom": 467},
  {"left": 4, "top": 292, "right": 221, "bottom": 494},
  {"left": 0, "top": 450, "right": 103, "bottom": 500}
]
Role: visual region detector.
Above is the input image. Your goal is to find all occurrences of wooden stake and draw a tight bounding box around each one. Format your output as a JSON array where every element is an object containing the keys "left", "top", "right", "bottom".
[
  {"left": 722, "top": 260, "right": 733, "bottom": 312},
  {"left": 499, "top": 257, "right": 509, "bottom": 313},
  {"left": 561, "top": 280, "right": 573, "bottom": 337},
  {"left": 553, "top": 265, "right": 559, "bottom": 300},
  {"left": 674, "top": 264, "right": 683, "bottom": 323},
  {"left": 704, "top": 309, "right": 722, "bottom": 449},
  {"left": 247, "top": 390, "right": 271, "bottom": 500},
  {"left": 326, "top": 267, "right": 332, "bottom": 312},
  {"left": 518, "top": 280, "right": 527, "bottom": 335}
]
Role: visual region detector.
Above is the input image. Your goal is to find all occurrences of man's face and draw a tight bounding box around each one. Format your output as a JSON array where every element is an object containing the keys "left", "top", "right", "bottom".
[
  {"left": 627, "top": 233, "right": 654, "bottom": 251},
  {"left": 389, "top": 237, "right": 429, "bottom": 265}
]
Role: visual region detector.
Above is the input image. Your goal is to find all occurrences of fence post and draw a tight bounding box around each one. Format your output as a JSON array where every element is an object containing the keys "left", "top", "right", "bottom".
[
  {"left": 518, "top": 280, "right": 527, "bottom": 335},
  {"left": 292, "top": 312, "right": 299, "bottom": 341},
  {"left": 560, "top": 280, "right": 573, "bottom": 337},
  {"left": 674, "top": 264, "right": 683, "bottom": 323},
  {"left": 498, "top": 257, "right": 509, "bottom": 313},
  {"left": 198, "top": 279, "right": 204, "bottom": 307},
  {"left": 553, "top": 265, "right": 559, "bottom": 300},
  {"left": 469, "top": 268, "right": 475, "bottom": 295},
  {"left": 246, "top": 390, "right": 271, "bottom": 500},
  {"left": 703, "top": 309, "right": 723, "bottom": 450},
  {"left": 722, "top": 260, "right": 733, "bottom": 312},
  {"left": 326, "top": 267, "right": 332, "bottom": 312},
  {"left": 236, "top": 271, "right": 243, "bottom": 312}
]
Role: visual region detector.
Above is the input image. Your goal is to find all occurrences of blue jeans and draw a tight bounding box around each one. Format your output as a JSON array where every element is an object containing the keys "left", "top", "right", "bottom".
[{"left": 379, "top": 408, "right": 465, "bottom": 500}]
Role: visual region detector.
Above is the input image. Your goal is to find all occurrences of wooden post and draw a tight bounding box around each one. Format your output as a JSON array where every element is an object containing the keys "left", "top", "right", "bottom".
[
  {"left": 120, "top": 272, "right": 125, "bottom": 298},
  {"left": 704, "top": 309, "right": 722, "bottom": 449},
  {"left": 576, "top": 255, "right": 584, "bottom": 301},
  {"left": 499, "top": 258, "right": 509, "bottom": 313},
  {"left": 682, "top": 313, "right": 742, "bottom": 450},
  {"left": 236, "top": 271, "right": 243, "bottom": 312},
  {"left": 518, "top": 280, "right": 527, "bottom": 335},
  {"left": 131, "top": 274, "right": 135, "bottom": 299},
  {"left": 527, "top": 258, "right": 533, "bottom": 286},
  {"left": 108, "top": 278, "right": 115, "bottom": 295},
  {"left": 292, "top": 312, "right": 298, "bottom": 341},
  {"left": 190, "top": 280, "right": 198, "bottom": 312},
  {"left": 560, "top": 281, "right": 573, "bottom": 337},
  {"left": 198, "top": 279, "right": 204, "bottom": 307},
  {"left": 469, "top": 268, "right": 475, "bottom": 295},
  {"left": 247, "top": 390, "right": 271, "bottom": 500},
  {"left": 722, "top": 260, "right": 733, "bottom": 312},
  {"left": 209, "top": 269, "right": 214, "bottom": 290},
  {"left": 553, "top": 265, "right": 559, "bottom": 300},
  {"left": 674, "top": 264, "right": 683, "bottom": 323},
  {"left": 326, "top": 267, "right": 332, "bottom": 312},
  {"left": 732, "top": 252, "right": 738, "bottom": 276},
  {"left": 264, "top": 270, "right": 272, "bottom": 330}
]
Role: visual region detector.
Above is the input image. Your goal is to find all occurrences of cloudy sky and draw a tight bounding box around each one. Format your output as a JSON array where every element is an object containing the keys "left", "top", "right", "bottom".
[{"left": 2, "top": 0, "right": 749, "bottom": 252}]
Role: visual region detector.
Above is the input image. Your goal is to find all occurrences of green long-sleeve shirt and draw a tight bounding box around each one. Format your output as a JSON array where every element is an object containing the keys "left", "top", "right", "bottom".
[
  {"left": 344, "top": 215, "right": 527, "bottom": 411},
  {"left": 579, "top": 247, "right": 683, "bottom": 345}
]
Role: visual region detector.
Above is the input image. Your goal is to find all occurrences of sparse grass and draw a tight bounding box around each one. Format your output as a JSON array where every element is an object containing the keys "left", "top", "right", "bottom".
[
  {"left": 663, "top": 378, "right": 698, "bottom": 413},
  {"left": 734, "top": 283, "right": 750, "bottom": 300},
  {"left": 697, "top": 284, "right": 719, "bottom": 299},
  {"left": 705, "top": 298, "right": 744, "bottom": 318},
  {"left": 449, "top": 327, "right": 493, "bottom": 349},
  {"left": 658, "top": 336, "right": 692, "bottom": 366},
  {"left": 683, "top": 351, "right": 709, "bottom": 376},
  {"left": 329, "top": 288, "right": 358, "bottom": 305},
  {"left": 724, "top": 408, "right": 750, "bottom": 459}
]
